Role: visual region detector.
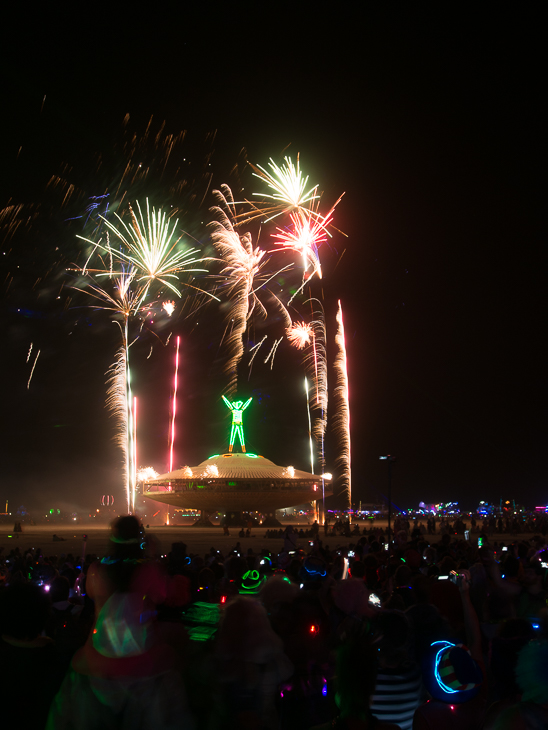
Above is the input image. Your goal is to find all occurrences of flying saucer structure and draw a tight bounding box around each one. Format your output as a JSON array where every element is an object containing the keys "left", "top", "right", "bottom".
[{"left": 143, "top": 452, "right": 331, "bottom": 513}]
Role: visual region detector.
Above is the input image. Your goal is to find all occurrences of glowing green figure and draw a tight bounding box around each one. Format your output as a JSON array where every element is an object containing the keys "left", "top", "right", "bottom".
[{"left": 222, "top": 396, "right": 252, "bottom": 452}]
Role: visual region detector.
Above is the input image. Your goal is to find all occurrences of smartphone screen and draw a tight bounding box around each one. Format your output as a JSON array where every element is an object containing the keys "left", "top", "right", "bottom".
[
  {"left": 368, "top": 593, "right": 381, "bottom": 607},
  {"left": 384, "top": 543, "right": 389, "bottom": 551}
]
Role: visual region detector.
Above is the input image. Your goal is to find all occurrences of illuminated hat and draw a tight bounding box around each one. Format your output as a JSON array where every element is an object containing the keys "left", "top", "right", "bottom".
[
  {"left": 239, "top": 569, "right": 267, "bottom": 595},
  {"left": 424, "top": 641, "right": 483, "bottom": 703},
  {"left": 299, "top": 556, "right": 327, "bottom": 582}
]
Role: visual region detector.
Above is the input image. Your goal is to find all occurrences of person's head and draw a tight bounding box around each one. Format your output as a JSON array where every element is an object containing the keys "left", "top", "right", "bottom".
[
  {"left": 515, "top": 639, "right": 548, "bottom": 705},
  {"left": 103, "top": 516, "right": 144, "bottom": 591},
  {"left": 501, "top": 554, "right": 520, "bottom": 579},
  {"left": 490, "top": 619, "right": 535, "bottom": 699},
  {"left": 334, "top": 578, "right": 372, "bottom": 618},
  {"left": 50, "top": 575, "right": 70, "bottom": 603},
  {"left": 216, "top": 595, "right": 282, "bottom": 659},
  {"left": 0, "top": 582, "right": 50, "bottom": 640},
  {"left": 394, "top": 564, "right": 412, "bottom": 588},
  {"left": 373, "top": 609, "right": 413, "bottom": 667},
  {"left": 423, "top": 641, "right": 483, "bottom": 704},
  {"left": 109, "top": 516, "right": 143, "bottom": 559},
  {"left": 350, "top": 560, "right": 365, "bottom": 579},
  {"left": 335, "top": 632, "right": 379, "bottom": 719},
  {"left": 438, "top": 555, "right": 457, "bottom": 576}
]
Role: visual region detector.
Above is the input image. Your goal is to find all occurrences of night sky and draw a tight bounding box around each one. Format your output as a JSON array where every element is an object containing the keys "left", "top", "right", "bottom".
[{"left": 1, "top": 8, "right": 545, "bottom": 514}]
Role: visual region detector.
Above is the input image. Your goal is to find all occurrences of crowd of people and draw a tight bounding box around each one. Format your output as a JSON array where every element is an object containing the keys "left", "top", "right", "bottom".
[{"left": 1, "top": 515, "right": 548, "bottom": 729}]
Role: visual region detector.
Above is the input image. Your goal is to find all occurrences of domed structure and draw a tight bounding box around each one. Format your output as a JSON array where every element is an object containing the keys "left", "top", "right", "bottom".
[{"left": 143, "top": 452, "right": 331, "bottom": 513}]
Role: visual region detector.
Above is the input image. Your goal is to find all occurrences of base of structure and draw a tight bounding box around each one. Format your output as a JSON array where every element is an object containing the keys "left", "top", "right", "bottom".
[
  {"left": 221, "top": 511, "right": 265, "bottom": 528},
  {"left": 260, "top": 514, "right": 283, "bottom": 527},
  {"left": 191, "top": 513, "right": 216, "bottom": 527}
]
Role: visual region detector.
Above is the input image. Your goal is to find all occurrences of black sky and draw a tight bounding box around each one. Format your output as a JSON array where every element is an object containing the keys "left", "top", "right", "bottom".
[{"left": 1, "top": 7, "right": 545, "bottom": 513}]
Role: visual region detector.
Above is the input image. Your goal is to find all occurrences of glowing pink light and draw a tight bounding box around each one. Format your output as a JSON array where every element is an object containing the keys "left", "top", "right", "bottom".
[{"left": 272, "top": 209, "right": 331, "bottom": 281}]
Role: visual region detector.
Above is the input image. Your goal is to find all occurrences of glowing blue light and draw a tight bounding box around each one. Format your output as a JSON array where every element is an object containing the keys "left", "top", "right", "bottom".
[{"left": 432, "top": 640, "right": 458, "bottom": 694}]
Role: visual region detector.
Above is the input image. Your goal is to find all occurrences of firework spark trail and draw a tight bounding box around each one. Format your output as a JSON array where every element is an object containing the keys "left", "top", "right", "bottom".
[
  {"left": 334, "top": 300, "right": 351, "bottom": 512},
  {"left": 73, "top": 269, "right": 140, "bottom": 513},
  {"left": 72, "top": 269, "right": 145, "bottom": 320},
  {"left": 169, "top": 336, "right": 180, "bottom": 473},
  {"left": 162, "top": 300, "right": 175, "bottom": 316},
  {"left": 305, "top": 377, "right": 314, "bottom": 475},
  {"left": 286, "top": 304, "right": 327, "bottom": 513},
  {"left": 248, "top": 335, "right": 267, "bottom": 366},
  {"left": 209, "top": 186, "right": 291, "bottom": 394},
  {"left": 309, "top": 302, "right": 328, "bottom": 479},
  {"left": 137, "top": 466, "right": 159, "bottom": 482},
  {"left": 272, "top": 208, "right": 331, "bottom": 280},
  {"left": 106, "top": 343, "right": 130, "bottom": 512},
  {"left": 287, "top": 319, "right": 319, "bottom": 401},
  {"left": 286, "top": 321, "right": 313, "bottom": 349},
  {"left": 26, "top": 343, "right": 33, "bottom": 363},
  {"left": 264, "top": 337, "right": 283, "bottom": 369},
  {"left": 249, "top": 156, "right": 320, "bottom": 223},
  {"left": 77, "top": 199, "right": 214, "bottom": 309},
  {"left": 73, "top": 199, "right": 215, "bottom": 512},
  {"left": 209, "top": 187, "right": 264, "bottom": 395},
  {"left": 132, "top": 396, "right": 137, "bottom": 513},
  {"left": 27, "top": 350, "right": 40, "bottom": 389}
]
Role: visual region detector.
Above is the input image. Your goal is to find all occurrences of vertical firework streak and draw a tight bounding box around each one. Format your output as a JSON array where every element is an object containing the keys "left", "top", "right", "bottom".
[
  {"left": 169, "top": 336, "right": 180, "bottom": 473},
  {"left": 27, "top": 350, "right": 41, "bottom": 390},
  {"left": 209, "top": 187, "right": 264, "bottom": 395},
  {"left": 312, "top": 307, "right": 328, "bottom": 520},
  {"left": 126, "top": 349, "right": 136, "bottom": 514},
  {"left": 309, "top": 304, "right": 328, "bottom": 473},
  {"left": 132, "top": 396, "right": 137, "bottom": 513},
  {"left": 287, "top": 305, "right": 328, "bottom": 503},
  {"left": 166, "top": 336, "right": 180, "bottom": 525},
  {"left": 334, "top": 301, "right": 351, "bottom": 512},
  {"left": 106, "top": 336, "right": 130, "bottom": 513},
  {"left": 305, "top": 377, "right": 314, "bottom": 474},
  {"left": 74, "top": 271, "right": 141, "bottom": 515}
]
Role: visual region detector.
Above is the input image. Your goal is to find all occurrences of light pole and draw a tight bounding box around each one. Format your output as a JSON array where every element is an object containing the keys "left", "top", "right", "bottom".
[{"left": 379, "top": 455, "right": 396, "bottom": 549}]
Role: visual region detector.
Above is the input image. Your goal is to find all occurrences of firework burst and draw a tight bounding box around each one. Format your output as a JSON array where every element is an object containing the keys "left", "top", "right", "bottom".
[
  {"left": 249, "top": 156, "right": 320, "bottom": 222},
  {"left": 272, "top": 208, "right": 332, "bottom": 282},
  {"left": 73, "top": 201, "right": 213, "bottom": 512},
  {"left": 287, "top": 321, "right": 314, "bottom": 349},
  {"left": 77, "top": 199, "right": 211, "bottom": 309},
  {"left": 137, "top": 466, "right": 159, "bottom": 482}
]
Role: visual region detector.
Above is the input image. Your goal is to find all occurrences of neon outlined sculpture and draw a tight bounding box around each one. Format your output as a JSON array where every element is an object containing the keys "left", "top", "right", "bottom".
[{"left": 222, "top": 396, "right": 252, "bottom": 452}]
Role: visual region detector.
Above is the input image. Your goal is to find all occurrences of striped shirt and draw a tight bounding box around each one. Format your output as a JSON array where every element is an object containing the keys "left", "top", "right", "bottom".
[{"left": 370, "top": 662, "right": 423, "bottom": 730}]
